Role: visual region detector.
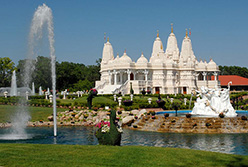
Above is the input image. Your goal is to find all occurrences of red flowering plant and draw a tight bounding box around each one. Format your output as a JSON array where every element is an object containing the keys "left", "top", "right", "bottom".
[{"left": 95, "top": 120, "right": 111, "bottom": 133}]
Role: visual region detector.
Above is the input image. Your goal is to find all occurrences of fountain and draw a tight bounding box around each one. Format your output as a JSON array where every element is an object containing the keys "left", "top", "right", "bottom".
[
  {"left": 31, "top": 82, "right": 35, "bottom": 95},
  {"left": 190, "top": 82, "right": 237, "bottom": 117},
  {"left": 10, "top": 70, "right": 17, "bottom": 96},
  {"left": 0, "top": 4, "right": 57, "bottom": 140},
  {"left": 39, "top": 86, "right": 43, "bottom": 95},
  {"left": 27, "top": 3, "right": 57, "bottom": 136}
]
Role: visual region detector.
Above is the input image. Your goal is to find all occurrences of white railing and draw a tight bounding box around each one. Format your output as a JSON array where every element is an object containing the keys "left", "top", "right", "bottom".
[
  {"left": 113, "top": 80, "right": 129, "bottom": 94},
  {"left": 95, "top": 81, "right": 106, "bottom": 90}
]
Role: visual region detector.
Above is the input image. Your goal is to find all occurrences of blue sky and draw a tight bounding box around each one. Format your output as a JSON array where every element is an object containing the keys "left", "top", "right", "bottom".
[{"left": 0, "top": 0, "right": 247, "bottom": 67}]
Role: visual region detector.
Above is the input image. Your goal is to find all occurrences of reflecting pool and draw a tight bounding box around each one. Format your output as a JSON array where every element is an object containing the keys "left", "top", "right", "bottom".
[{"left": 0, "top": 126, "right": 248, "bottom": 155}]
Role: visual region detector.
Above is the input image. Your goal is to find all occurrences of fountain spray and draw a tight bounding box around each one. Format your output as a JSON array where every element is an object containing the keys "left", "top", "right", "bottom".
[{"left": 28, "top": 4, "right": 57, "bottom": 136}]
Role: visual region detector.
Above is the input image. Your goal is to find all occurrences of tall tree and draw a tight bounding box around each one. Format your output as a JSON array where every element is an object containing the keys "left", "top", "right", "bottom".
[
  {"left": 219, "top": 65, "right": 248, "bottom": 78},
  {"left": 0, "top": 57, "right": 16, "bottom": 87}
]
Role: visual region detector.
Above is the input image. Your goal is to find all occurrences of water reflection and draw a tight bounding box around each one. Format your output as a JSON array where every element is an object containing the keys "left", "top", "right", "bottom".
[
  {"left": 121, "top": 129, "right": 248, "bottom": 155},
  {"left": 0, "top": 126, "right": 247, "bottom": 155}
]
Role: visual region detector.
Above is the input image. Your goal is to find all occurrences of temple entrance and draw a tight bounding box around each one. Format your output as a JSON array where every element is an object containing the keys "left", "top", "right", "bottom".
[
  {"left": 130, "top": 73, "right": 134, "bottom": 80},
  {"left": 183, "top": 87, "right": 187, "bottom": 94},
  {"left": 155, "top": 87, "right": 160, "bottom": 94}
]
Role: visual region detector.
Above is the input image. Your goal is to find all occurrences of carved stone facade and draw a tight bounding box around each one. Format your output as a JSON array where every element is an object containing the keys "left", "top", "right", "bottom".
[{"left": 95, "top": 26, "right": 219, "bottom": 94}]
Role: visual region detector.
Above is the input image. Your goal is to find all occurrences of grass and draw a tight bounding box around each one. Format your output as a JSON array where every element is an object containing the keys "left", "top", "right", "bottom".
[
  {"left": 0, "top": 144, "right": 247, "bottom": 167},
  {"left": 0, "top": 105, "right": 67, "bottom": 123}
]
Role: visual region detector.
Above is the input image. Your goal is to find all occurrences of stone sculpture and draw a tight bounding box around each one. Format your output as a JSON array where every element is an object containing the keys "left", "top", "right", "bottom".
[{"left": 191, "top": 82, "right": 237, "bottom": 117}]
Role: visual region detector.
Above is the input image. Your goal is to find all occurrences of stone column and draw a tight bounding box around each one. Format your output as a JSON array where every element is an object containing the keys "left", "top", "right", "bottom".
[
  {"left": 114, "top": 70, "right": 117, "bottom": 85},
  {"left": 202, "top": 72, "right": 207, "bottom": 81},
  {"left": 120, "top": 72, "right": 123, "bottom": 84},
  {"left": 108, "top": 70, "right": 112, "bottom": 85},
  {"left": 127, "top": 70, "right": 131, "bottom": 81},
  {"left": 213, "top": 72, "right": 218, "bottom": 81}
]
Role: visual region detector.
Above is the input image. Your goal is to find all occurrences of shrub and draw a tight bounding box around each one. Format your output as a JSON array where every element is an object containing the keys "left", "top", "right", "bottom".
[
  {"left": 186, "top": 114, "right": 192, "bottom": 118},
  {"left": 164, "top": 113, "right": 169, "bottom": 118}
]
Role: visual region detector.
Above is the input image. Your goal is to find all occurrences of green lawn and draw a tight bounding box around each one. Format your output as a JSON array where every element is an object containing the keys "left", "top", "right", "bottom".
[
  {"left": 0, "top": 144, "right": 247, "bottom": 167},
  {"left": 0, "top": 105, "right": 67, "bottom": 123}
]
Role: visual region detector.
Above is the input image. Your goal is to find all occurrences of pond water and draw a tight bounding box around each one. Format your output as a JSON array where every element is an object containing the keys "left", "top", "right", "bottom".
[{"left": 0, "top": 126, "right": 248, "bottom": 156}]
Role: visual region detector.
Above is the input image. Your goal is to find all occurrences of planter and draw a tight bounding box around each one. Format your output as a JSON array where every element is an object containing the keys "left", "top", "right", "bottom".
[
  {"left": 123, "top": 100, "right": 133, "bottom": 106},
  {"left": 186, "top": 114, "right": 192, "bottom": 118},
  {"left": 164, "top": 113, "right": 169, "bottom": 118},
  {"left": 241, "top": 116, "right": 247, "bottom": 120},
  {"left": 157, "top": 100, "right": 165, "bottom": 108},
  {"left": 219, "top": 113, "right": 225, "bottom": 118}
]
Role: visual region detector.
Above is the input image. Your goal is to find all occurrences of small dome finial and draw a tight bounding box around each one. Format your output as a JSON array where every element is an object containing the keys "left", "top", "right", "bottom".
[
  {"left": 107, "top": 37, "right": 109, "bottom": 42},
  {"left": 124, "top": 49, "right": 126, "bottom": 53},
  {"left": 171, "top": 23, "right": 173, "bottom": 33},
  {"left": 157, "top": 30, "right": 159, "bottom": 37},
  {"left": 185, "top": 29, "right": 188, "bottom": 37}
]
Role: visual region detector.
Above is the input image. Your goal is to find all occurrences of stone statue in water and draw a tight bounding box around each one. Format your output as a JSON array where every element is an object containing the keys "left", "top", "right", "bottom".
[{"left": 191, "top": 82, "right": 237, "bottom": 117}]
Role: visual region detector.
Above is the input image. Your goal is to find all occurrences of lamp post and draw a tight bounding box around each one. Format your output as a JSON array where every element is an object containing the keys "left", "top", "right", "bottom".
[
  {"left": 4, "top": 91, "right": 8, "bottom": 98},
  {"left": 148, "top": 98, "right": 152, "bottom": 104},
  {"left": 118, "top": 97, "right": 122, "bottom": 107}
]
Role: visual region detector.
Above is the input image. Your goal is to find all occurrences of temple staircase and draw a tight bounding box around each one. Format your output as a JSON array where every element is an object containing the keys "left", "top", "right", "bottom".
[{"left": 97, "top": 84, "right": 122, "bottom": 94}]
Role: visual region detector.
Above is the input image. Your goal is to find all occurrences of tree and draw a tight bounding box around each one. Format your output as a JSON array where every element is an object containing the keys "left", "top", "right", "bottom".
[
  {"left": 33, "top": 56, "right": 52, "bottom": 91},
  {"left": 16, "top": 56, "right": 51, "bottom": 91},
  {"left": 73, "top": 79, "right": 93, "bottom": 91},
  {"left": 219, "top": 65, "right": 248, "bottom": 78},
  {"left": 56, "top": 62, "right": 86, "bottom": 91},
  {"left": 0, "top": 57, "right": 16, "bottom": 87}
]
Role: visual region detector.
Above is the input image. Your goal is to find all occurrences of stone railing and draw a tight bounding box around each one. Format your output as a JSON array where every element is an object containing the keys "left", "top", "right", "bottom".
[
  {"left": 113, "top": 80, "right": 129, "bottom": 94},
  {"left": 95, "top": 81, "right": 106, "bottom": 90}
]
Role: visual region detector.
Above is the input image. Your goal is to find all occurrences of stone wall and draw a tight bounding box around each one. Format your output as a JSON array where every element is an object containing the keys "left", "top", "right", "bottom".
[{"left": 129, "top": 115, "right": 248, "bottom": 133}]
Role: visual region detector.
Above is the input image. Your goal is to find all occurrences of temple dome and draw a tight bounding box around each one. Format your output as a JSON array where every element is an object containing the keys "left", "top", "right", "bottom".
[
  {"left": 119, "top": 52, "right": 132, "bottom": 64},
  {"left": 165, "top": 26, "right": 179, "bottom": 61},
  {"left": 136, "top": 53, "right": 148, "bottom": 64},
  {"left": 196, "top": 60, "right": 206, "bottom": 71},
  {"left": 101, "top": 38, "right": 114, "bottom": 64},
  {"left": 207, "top": 59, "right": 218, "bottom": 71},
  {"left": 150, "top": 31, "right": 164, "bottom": 60},
  {"left": 180, "top": 31, "right": 195, "bottom": 62},
  {"left": 114, "top": 54, "right": 120, "bottom": 64}
]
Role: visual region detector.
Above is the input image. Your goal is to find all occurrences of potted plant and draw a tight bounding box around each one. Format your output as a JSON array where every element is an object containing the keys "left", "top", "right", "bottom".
[
  {"left": 219, "top": 112, "right": 225, "bottom": 118},
  {"left": 117, "top": 110, "right": 122, "bottom": 115},
  {"left": 141, "top": 88, "right": 146, "bottom": 96},
  {"left": 150, "top": 111, "right": 156, "bottom": 116},
  {"left": 186, "top": 113, "right": 192, "bottom": 118},
  {"left": 156, "top": 98, "right": 165, "bottom": 108},
  {"left": 146, "top": 90, "right": 151, "bottom": 94},
  {"left": 241, "top": 115, "right": 247, "bottom": 120},
  {"left": 123, "top": 100, "right": 133, "bottom": 106},
  {"left": 164, "top": 113, "right": 169, "bottom": 118}
]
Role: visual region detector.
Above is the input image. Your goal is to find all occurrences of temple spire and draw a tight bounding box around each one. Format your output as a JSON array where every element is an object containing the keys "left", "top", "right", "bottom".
[
  {"left": 171, "top": 23, "right": 173, "bottom": 33},
  {"left": 185, "top": 29, "right": 188, "bottom": 38},
  {"left": 157, "top": 30, "right": 159, "bottom": 37},
  {"left": 107, "top": 37, "right": 109, "bottom": 42}
]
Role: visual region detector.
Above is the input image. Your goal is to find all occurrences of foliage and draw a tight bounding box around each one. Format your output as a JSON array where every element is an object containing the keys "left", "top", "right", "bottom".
[
  {"left": 73, "top": 79, "right": 92, "bottom": 91},
  {"left": 95, "top": 110, "right": 122, "bottom": 146},
  {"left": 16, "top": 56, "right": 100, "bottom": 92},
  {"left": 0, "top": 57, "right": 16, "bottom": 87},
  {"left": 219, "top": 65, "right": 248, "bottom": 78}
]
